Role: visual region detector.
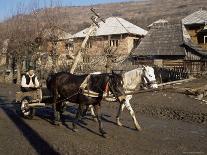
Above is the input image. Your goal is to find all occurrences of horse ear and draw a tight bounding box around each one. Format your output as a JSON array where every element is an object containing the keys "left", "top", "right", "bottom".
[{"left": 142, "top": 65, "right": 146, "bottom": 70}]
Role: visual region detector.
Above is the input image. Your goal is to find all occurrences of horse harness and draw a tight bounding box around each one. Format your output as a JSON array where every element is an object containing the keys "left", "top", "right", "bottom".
[
  {"left": 141, "top": 71, "right": 157, "bottom": 89},
  {"left": 80, "top": 74, "right": 110, "bottom": 98},
  {"left": 54, "top": 74, "right": 110, "bottom": 104}
]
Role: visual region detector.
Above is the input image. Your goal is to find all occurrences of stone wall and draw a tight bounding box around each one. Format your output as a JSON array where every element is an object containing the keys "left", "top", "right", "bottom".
[{"left": 73, "top": 34, "right": 140, "bottom": 56}]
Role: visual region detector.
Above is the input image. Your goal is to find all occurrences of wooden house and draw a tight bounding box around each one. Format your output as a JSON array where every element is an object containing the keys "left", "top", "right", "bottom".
[
  {"left": 182, "top": 9, "right": 207, "bottom": 50},
  {"left": 36, "top": 26, "right": 73, "bottom": 55},
  {"left": 72, "top": 17, "right": 147, "bottom": 62},
  {"left": 34, "top": 26, "right": 74, "bottom": 75},
  {"left": 132, "top": 21, "right": 207, "bottom": 74},
  {"left": 35, "top": 26, "right": 74, "bottom": 68}
]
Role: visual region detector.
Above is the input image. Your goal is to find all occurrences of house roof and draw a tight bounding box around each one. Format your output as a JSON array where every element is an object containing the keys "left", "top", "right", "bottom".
[
  {"left": 133, "top": 23, "right": 186, "bottom": 56},
  {"left": 148, "top": 19, "right": 169, "bottom": 28},
  {"left": 183, "top": 40, "right": 207, "bottom": 57},
  {"left": 182, "top": 9, "right": 207, "bottom": 25},
  {"left": 72, "top": 17, "right": 147, "bottom": 38}
]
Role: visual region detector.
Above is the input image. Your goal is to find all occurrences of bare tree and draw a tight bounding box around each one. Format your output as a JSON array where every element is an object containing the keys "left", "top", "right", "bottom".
[
  {"left": 0, "top": 0, "right": 72, "bottom": 82},
  {"left": 4, "top": 1, "right": 40, "bottom": 83}
]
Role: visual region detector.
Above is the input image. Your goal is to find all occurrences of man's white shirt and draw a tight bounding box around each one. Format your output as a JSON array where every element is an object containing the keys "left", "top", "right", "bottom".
[{"left": 21, "top": 73, "right": 40, "bottom": 88}]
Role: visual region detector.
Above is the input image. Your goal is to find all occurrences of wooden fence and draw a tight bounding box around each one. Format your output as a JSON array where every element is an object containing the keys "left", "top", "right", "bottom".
[
  {"left": 183, "top": 60, "right": 207, "bottom": 75},
  {"left": 35, "top": 59, "right": 207, "bottom": 84},
  {"left": 136, "top": 60, "right": 207, "bottom": 76}
]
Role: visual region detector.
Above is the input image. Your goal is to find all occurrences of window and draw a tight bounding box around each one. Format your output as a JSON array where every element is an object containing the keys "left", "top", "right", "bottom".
[
  {"left": 204, "top": 36, "right": 207, "bottom": 44},
  {"left": 110, "top": 39, "right": 119, "bottom": 47},
  {"left": 65, "top": 43, "right": 74, "bottom": 51},
  {"left": 83, "top": 56, "right": 90, "bottom": 63},
  {"left": 86, "top": 41, "right": 92, "bottom": 48}
]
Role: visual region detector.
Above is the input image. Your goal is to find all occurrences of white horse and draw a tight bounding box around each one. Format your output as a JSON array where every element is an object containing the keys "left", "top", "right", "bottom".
[{"left": 89, "top": 66, "right": 158, "bottom": 131}]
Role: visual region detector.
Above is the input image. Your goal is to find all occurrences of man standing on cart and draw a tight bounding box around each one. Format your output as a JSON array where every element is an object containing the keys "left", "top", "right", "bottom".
[{"left": 21, "top": 66, "right": 40, "bottom": 92}]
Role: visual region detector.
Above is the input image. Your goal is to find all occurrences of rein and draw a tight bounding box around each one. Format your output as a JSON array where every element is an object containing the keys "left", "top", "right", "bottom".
[
  {"left": 53, "top": 74, "right": 123, "bottom": 102},
  {"left": 142, "top": 70, "right": 157, "bottom": 88},
  {"left": 53, "top": 89, "right": 81, "bottom": 104}
]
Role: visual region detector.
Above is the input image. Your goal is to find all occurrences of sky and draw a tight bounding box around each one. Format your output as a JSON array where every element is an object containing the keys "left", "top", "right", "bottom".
[{"left": 0, "top": 0, "right": 134, "bottom": 22}]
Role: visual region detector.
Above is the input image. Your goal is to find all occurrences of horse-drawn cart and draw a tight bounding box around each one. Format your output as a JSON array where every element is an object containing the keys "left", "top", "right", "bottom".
[{"left": 16, "top": 89, "right": 47, "bottom": 118}]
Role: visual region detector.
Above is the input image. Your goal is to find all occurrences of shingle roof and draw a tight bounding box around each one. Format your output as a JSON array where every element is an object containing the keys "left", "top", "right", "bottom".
[
  {"left": 72, "top": 17, "right": 147, "bottom": 38},
  {"left": 182, "top": 9, "right": 207, "bottom": 25},
  {"left": 133, "top": 23, "right": 186, "bottom": 56},
  {"left": 183, "top": 40, "right": 207, "bottom": 57},
  {"left": 148, "top": 19, "right": 169, "bottom": 28}
]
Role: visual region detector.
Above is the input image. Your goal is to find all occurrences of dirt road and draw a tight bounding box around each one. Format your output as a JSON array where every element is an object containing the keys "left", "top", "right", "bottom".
[{"left": 0, "top": 83, "right": 206, "bottom": 155}]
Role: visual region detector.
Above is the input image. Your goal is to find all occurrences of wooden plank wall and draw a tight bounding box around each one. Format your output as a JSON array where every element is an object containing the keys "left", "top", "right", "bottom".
[
  {"left": 136, "top": 60, "right": 207, "bottom": 75},
  {"left": 74, "top": 59, "right": 207, "bottom": 76}
]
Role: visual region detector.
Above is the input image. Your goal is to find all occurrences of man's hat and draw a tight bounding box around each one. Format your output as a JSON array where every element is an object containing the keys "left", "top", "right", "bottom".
[{"left": 28, "top": 66, "right": 34, "bottom": 71}]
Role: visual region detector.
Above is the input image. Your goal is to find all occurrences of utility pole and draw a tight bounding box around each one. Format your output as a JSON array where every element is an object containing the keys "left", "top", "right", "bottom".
[{"left": 70, "top": 8, "right": 105, "bottom": 74}]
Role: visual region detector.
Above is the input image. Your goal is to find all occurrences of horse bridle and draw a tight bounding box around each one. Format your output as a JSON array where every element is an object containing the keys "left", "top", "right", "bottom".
[{"left": 142, "top": 69, "right": 157, "bottom": 88}]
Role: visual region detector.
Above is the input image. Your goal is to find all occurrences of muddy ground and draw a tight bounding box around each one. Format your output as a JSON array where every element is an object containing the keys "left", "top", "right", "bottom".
[{"left": 0, "top": 83, "right": 206, "bottom": 155}]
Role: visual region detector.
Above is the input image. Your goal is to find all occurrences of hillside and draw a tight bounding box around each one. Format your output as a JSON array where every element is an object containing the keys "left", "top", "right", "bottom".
[
  {"left": 36, "top": 0, "right": 207, "bottom": 33},
  {"left": 1, "top": 0, "right": 207, "bottom": 36}
]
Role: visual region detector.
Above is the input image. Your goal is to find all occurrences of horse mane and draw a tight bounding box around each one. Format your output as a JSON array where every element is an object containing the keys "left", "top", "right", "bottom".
[
  {"left": 46, "top": 72, "right": 66, "bottom": 90},
  {"left": 123, "top": 68, "right": 143, "bottom": 90},
  {"left": 89, "top": 73, "right": 108, "bottom": 92}
]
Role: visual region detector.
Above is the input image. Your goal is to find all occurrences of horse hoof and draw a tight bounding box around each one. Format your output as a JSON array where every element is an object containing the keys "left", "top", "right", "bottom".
[
  {"left": 102, "top": 134, "right": 109, "bottom": 139},
  {"left": 116, "top": 118, "right": 123, "bottom": 126},
  {"left": 117, "top": 123, "right": 123, "bottom": 127},
  {"left": 100, "top": 129, "right": 107, "bottom": 135},
  {"left": 52, "top": 121, "right": 61, "bottom": 126},
  {"left": 117, "top": 121, "right": 123, "bottom": 127},
  {"left": 73, "top": 128, "right": 78, "bottom": 132},
  {"left": 93, "top": 118, "right": 98, "bottom": 122},
  {"left": 136, "top": 126, "right": 142, "bottom": 131}
]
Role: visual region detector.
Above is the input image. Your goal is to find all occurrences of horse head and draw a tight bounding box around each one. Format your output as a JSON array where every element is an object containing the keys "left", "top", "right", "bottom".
[{"left": 142, "top": 65, "right": 158, "bottom": 88}]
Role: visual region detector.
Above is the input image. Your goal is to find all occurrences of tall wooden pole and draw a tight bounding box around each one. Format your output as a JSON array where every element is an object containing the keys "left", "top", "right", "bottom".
[
  {"left": 70, "top": 24, "right": 97, "bottom": 74},
  {"left": 70, "top": 8, "right": 104, "bottom": 74}
]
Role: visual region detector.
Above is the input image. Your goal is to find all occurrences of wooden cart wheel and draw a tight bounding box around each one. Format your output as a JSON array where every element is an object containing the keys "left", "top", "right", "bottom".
[{"left": 20, "top": 97, "right": 34, "bottom": 119}]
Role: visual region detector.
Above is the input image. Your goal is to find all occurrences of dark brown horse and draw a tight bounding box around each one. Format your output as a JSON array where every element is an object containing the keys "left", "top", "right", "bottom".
[{"left": 46, "top": 72, "right": 125, "bottom": 136}]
